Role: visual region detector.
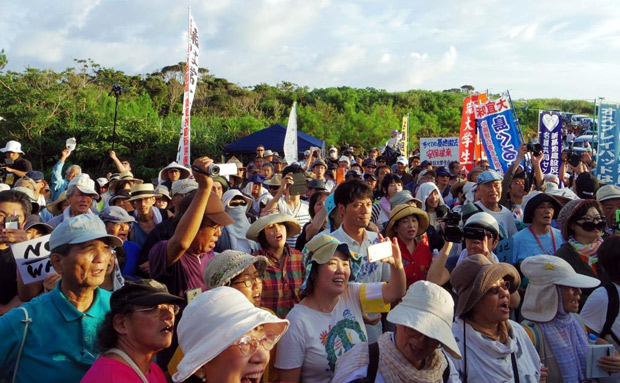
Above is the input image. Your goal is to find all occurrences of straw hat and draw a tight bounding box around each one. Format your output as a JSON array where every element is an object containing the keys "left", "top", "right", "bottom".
[
  {"left": 385, "top": 204, "right": 430, "bottom": 238},
  {"left": 127, "top": 183, "right": 161, "bottom": 202},
  {"left": 246, "top": 213, "right": 301, "bottom": 242},
  {"left": 160, "top": 162, "right": 191, "bottom": 182},
  {"left": 47, "top": 191, "right": 68, "bottom": 216},
  {"left": 388, "top": 281, "right": 462, "bottom": 359},
  {"left": 521, "top": 255, "right": 600, "bottom": 322}
]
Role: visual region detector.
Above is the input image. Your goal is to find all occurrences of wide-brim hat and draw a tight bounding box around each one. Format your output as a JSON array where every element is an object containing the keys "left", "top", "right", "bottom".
[
  {"left": 264, "top": 174, "right": 282, "bottom": 187},
  {"left": 521, "top": 255, "right": 600, "bottom": 322},
  {"left": 47, "top": 191, "right": 68, "bottom": 216},
  {"left": 385, "top": 204, "right": 430, "bottom": 238},
  {"left": 203, "top": 251, "right": 268, "bottom": 290},
  {"left": 0, "top": 140, "right": 24, "bottom": 154},
  {"left": 227, "top": 156, "right": 245, "bottom": 170},
  {"left": 108, "top": 171, "right": 143, "bottom": 190},
  {"left": 522, "top": 191, "right": 561, "bottom": 224},
  {"left": 160, "top": 162, "right": 191, "bottom": 182},
  {"left": 173, "top": 287, "right": 289, "bottom": 382},
  {"left": 388, "top": 281, "right": 461, "bottom": 359},
  {"left": 450, "top": 254, "right": 520, "bottom": 317},
  {"left": 246, "top": 213, "right": 301, "bottom": 242},
  {"left": 127, "top": 183, "right": 161, "bottom": 202}
]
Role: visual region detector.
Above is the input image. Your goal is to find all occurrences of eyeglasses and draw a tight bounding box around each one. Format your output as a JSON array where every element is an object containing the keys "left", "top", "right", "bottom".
[
  {"left": 487, "top": 280, "right": 511, "bottom": 295},
  {"left": 232, "top": 276, "right": 262, "bottom": 288},
  {"left": 575, "top": 218, "right": 606, "bottom": 232},
  {"left": 133, "top": 303, "right": 180, "bottom": 316},
  {"left": 234, "top": 333, "right": 279, "bottom": 357}
]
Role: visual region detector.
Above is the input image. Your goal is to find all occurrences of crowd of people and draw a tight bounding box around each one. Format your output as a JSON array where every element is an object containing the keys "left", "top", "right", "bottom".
[{"left": 1, "top": 136, "right": 620, "bottom": 383}]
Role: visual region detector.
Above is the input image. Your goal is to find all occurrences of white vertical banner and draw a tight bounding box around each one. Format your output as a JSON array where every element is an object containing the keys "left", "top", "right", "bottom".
[
  {"left": 284, "top": 101, "right": 298, "bottom": 164},
  {"left": 177, "top": 8, "right": 200, "bottom": 167}
]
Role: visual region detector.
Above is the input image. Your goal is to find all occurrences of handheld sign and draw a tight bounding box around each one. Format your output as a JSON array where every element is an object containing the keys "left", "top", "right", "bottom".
[{"left": 11, "top": 234, "right": 54, "bottom": 284}]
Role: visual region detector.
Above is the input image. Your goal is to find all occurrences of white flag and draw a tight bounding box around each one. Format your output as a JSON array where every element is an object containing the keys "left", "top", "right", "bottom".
[
  {"left": 177, "top": 9, "right": 199, "bottom": 167},
  {"left": 284, "top": 102, "right": 298, "bottom": 164}
]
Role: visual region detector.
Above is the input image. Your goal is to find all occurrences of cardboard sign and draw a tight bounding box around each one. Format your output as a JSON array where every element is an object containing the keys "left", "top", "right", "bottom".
[{"left": 11, "top": 234, "right": 54, "bottom": 284}]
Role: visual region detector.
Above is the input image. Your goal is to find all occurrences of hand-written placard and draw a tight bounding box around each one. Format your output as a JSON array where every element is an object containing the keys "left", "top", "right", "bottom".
[{"left": 11, "top": 234, "right": 54, "bottom": 284}]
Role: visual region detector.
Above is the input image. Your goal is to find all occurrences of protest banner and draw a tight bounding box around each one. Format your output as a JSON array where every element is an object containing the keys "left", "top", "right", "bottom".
[
  {"left": 458, "top": 93, "right": 487, "bottom": 171},
  {"left": 284, "top": 102, "right": 298, "bottom": 164},
  {"left": 420, "top": 137, "right": 459, "bottom": 167},
  {"left": 595, "top": 102, "right": 620, "bottom": 185},
  {"left": 11, "top": 234, "right": 54, "bottom": 284},
  {"left": 177, "top": 9, "right": 200, "bottom": 167},
  {"left": 400, "top": 115, "right": 409, "bottom": 156},
  {"left": 475, "top": 95, "right": 522, "bottom": 175},
  {"left": 538, "top": 111, "right": 562, "bottom": 176}
]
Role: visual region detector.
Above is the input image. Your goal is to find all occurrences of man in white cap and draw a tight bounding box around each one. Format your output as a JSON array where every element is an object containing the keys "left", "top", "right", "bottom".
[
  {"left": 48, "top": 174, "right": 99, "bottom": 228},
  {"left": 1, "top": 140, "right": 32, "bottom": 186},
  {"left": 597, "top": 184, "right": 620, "bottom": 235},
  {"left": 474, "top": 170, "right": 518, "bottom": 239},
  {"left": 0, "top": 214, "right": 121, "bottom": 383}
]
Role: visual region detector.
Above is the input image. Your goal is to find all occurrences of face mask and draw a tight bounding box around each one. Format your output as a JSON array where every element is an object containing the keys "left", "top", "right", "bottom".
[{"left": 330, "top": 152, "right": 337, "bottom": 159}]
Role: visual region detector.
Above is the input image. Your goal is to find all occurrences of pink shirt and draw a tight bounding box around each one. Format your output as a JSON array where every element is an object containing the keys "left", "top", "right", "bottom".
[{"left": 81, "top": 356, "right": 167, "bottom": 383}]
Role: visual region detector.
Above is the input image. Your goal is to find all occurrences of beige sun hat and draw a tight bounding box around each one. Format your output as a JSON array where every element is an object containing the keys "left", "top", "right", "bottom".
[
  {"left": 246, "top": 213, "right": 301, "bottom": 242},
  {"left": 521, "top": 255, "right": 600, "bottom": 322},
  {"left": 127, "top": 183, "right": 161, "bottom": 202},
  {"left": 47, "top": 191, "right": 68, "bottom": 216},
  {"left": 385, "top": 204, "right": 430, "bottom": 238},
  {"left": 173, "top": 287, "right": 289, "bottom": 382},
  {"left": 388, "top": 281, "right": 462, "bottom": 359},
  {"left": 160, "top": 162, "right": 191, "bottom": 182},
  {"left": 203, "top": 250, "right": 268, "bottom": 290},
  {"left": 108, "top": 170, "right": 143, "bottom": 191}
]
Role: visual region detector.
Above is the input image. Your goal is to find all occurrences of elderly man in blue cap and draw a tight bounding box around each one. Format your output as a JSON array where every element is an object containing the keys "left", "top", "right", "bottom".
[{"left": 0, "top": 214, "right": 122, "bottom": 383}]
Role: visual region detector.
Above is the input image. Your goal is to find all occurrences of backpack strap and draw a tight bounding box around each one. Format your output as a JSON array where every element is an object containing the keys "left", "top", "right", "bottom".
[
  {"left": 366, "top": 342, "right": 380, "bottom": 382},
  {"left": 601, "top": 284, "right": 620, "bottom": 345},
  {"left": 521, "top": 320, "right": 543, "bottom": 354}
]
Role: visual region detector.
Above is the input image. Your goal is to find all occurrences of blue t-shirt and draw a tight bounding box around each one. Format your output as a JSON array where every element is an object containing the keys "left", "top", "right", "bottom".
[
  {"left": 0, "top": 284, "right": 111, "bottom": 383},
  {"left": 511, "top": 226, "right": 564, "bottom": 265}
]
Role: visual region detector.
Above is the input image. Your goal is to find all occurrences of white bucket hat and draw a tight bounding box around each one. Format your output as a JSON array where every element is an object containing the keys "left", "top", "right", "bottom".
[
  {"left": 173, "top": 287, "right": 289, "bottom": 382},
  {"left": 387, "top": 281, "right": 461, "bottom": 359},
  {"left": 68, "top": 174, "right": 99, "bottom": 199},
  {"left": 0, "top": 140, "right": 24, "bottom": 154},
  {"left": 521, "top": 255, "right": 600, "bottom": 322}
]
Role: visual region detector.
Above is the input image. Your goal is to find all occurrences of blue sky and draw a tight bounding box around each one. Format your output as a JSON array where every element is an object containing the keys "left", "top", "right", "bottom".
[{"left": 1, "top": 0, "right": 619, "bottom": 100}]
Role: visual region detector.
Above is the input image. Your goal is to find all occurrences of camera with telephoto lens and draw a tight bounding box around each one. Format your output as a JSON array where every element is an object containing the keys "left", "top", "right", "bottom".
[
  {"left": 437, "top": 206, "right": 464, "bottom": 243},
  {"left": 567, "top": 151, "right": 582, "bottom": 168},
  {"left": 526, "top": 141, "right": 543, "bottom": 156}
]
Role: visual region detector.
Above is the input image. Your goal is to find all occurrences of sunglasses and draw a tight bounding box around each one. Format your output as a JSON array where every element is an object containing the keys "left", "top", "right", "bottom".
[
  {"left": 229, "top": 200, "right": 248, "bottom": 207},
  {"left": 575, "top": 219, "right": 606, "bottom": 232}
]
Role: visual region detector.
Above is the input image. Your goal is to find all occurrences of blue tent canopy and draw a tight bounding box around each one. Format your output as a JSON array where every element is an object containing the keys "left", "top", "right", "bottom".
[{"left": 223, "top": 124, "right": 324, "bottom": 157}]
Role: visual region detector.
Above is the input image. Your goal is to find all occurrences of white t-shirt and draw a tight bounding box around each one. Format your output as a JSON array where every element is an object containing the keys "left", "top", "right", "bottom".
[
  {"left": 275, "top": 283, "right": 373, "bottom": 383},
  {"left": 582, "top": 284, "right": 620, "bottom": 352},
  {"left": 475, "top": 201, "right": 518, "bottom": 239},
  {"left": 330, "top": 226, "right": 390, "bottom": 341},
  {"left": 277, "top": 199, "right": 310, "bottom": 247}
]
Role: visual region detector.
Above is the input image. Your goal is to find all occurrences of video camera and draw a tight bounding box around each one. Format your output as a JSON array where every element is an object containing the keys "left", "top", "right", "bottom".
[
  {"left": 437, "top": 206, "right": 464, "bottom": 243},
  {"left": 0, "top": 158, "right": 13, "bottom": 183}
]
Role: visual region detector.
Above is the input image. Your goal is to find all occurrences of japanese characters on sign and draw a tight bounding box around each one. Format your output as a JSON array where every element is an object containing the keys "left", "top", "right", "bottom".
[
  {"left": 420, "top": 137, "right": 459, "bottom": 167},
  {"left": 538, "top": 111, "right": 563, "bottom": 176},
  {"left": 459, "top": 94, "right": 488, "bottom": 172},
  {"left": 595, "top": 103, "right": 620, "bottom": 185},
  {"left": 177, "top": 10, "right": 200, "bottom": 167},
  {"left": 475, "top": 95, "right": 522, "bottom": 175}
]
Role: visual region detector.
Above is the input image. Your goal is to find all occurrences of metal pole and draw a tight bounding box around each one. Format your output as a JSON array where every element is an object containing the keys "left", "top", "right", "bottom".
[{"left": 110, "top": 84, "right": 122, "bottom": 151}]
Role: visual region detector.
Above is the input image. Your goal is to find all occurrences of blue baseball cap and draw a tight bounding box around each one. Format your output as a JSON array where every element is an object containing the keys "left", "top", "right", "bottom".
[
  {"left": 25, "top": 171, "right": 44, "bottom": 182},
  {"left": 476, "top": 170, "right": 503, "bottom": 185},
  {"left": 99, "top": 206, "right": 136, "bottom": 223},
  {"left": 49, "top": 214, "right": 122, "bottom": 252},
  {"left": 436, "top": 167, "right": 450, "bottom": 176}
]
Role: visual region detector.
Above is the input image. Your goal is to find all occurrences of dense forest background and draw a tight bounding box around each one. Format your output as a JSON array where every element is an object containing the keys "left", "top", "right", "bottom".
[{"left": 0, "top": 52, "right": 595, "bottom": 180}]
